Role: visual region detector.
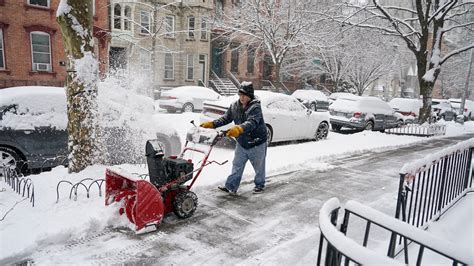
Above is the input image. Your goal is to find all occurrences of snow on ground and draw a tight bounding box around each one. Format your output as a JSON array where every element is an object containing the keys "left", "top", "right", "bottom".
[{"left": 0, "top": 112, "right": 473, "bottom": 262}]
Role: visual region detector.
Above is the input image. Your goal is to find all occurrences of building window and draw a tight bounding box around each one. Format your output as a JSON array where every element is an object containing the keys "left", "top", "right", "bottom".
[
  {"left": 231, "top": 47, "right": 239, "bottom": 73},
  {"left": 187, "top": 17, "right": 195, "bottom": 39},
  {"left": 165, "top": 16, "right": 175, "bottom": 38},
  {"left": 200, "top": 17, "right": 208, "bottom": 40},
  {"left": 140, "top": 49, "right": 151, "bottom": 73},
  {"left": 0, "top": 29, "right": 4, "bottom": 69},
  {"left": 164, "top": 53, "right": 174, "bottom": 79},
  {"left": 124, "top": 6, "right": 131, "bottom": 31},
  {"left": 247, "top": 48, "right": 255, "bottom": 74},
  {"left": 28, "top": 0, "right": 49, "bottom": 8},
  {"left": 140, "top": 11, "right": 150, "bottom": 34},
  {"left": 30, "top": 31, "right": 51, "bottom": 72},
  {"left": 186, "top": 54, "right": 194, "bottom": 80},
  {"left": 113, "top": 4, "right": 121, "bottom": 29}
]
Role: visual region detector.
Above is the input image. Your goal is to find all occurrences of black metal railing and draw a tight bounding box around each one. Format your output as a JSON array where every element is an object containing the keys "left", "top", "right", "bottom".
[
  {"left": 317, "top": 198, "right": 471, "bottom": 265},
  {"left": 1, "top": 163, "right": 35, "bottom": 207},
  {"left": 317, "top": 198, "right": 402, "bottom": 265},
  {"left": 388, "top": 140, "right": 473, "bottom": 259},
  {"left": 56, "top": 178, "right": 105, "bottom": 202}
]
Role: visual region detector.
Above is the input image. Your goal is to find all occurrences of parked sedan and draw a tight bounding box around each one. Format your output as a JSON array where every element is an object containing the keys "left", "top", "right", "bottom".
[
  {"left": 159, "top": 86, "right": 221, "bottom": 113},
  {"left": 292, "top": 89, "right": 330, "bottom": 111},
  {"left": 330, "top": 95, "right": 399, "bottom": 131},
  {"left": 432, "top": 99, "right": 456, "bottom": 121},
  {"left": 200, "top": 91, "right": 330, "bottom": 145},
  {"left": 448, "top": 98, "right": 474, "bottom": 121},
  {"left": 389, "top": 98, "right": 422, "bottom": 124},
  {"left": 0, "top": 86, "right": 181, "bottom": 174}
]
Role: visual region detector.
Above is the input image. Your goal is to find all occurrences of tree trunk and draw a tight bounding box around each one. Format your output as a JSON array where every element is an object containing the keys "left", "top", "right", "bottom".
[
  {"left": 57, "top": 0, "right": 99, "bottom": 173},
  {"left": 419, "top": 80, "right": 433, "bottom": 123}
]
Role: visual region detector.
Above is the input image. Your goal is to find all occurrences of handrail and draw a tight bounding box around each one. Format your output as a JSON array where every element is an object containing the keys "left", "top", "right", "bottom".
[
  {"left": 317, "top": 198, "right": 402, "bottom": 265},
  {"left": 261, "top": 80, "right": 277, "bottom": 91},
  {"left": 345, "top": 200, "right": 471, "bottom": 265},
  {"left": 226, "top": 70, "right": 241, "bottom": 88},
  {"left": 211, "top": 70, "right": 224, "bottom": 85},
  {"left": 388, "top": 139, "right": 473, "bottom": 259},
  {"left": 317, "top": 198, "right": 471, "bottom": 265}
]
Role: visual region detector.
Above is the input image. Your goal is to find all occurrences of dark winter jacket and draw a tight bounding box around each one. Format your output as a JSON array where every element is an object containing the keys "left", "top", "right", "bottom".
[{"left": 212, "top": 99, "right": 267, "bottom": 149}]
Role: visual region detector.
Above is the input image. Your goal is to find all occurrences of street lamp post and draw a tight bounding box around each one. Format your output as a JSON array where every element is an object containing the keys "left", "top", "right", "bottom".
[{"left": 460, "top": 49, "right": 473, "bottom": 119}]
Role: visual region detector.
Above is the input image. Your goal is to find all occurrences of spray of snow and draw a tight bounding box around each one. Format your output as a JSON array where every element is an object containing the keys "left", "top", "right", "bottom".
[{"left": 74, "top": 51, "right": 98, "bottom": 89}]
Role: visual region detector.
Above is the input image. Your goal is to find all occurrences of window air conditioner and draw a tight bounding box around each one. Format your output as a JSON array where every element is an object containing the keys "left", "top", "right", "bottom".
[{"left": 35, "top": 63, "right": 51, "bottom": 72}]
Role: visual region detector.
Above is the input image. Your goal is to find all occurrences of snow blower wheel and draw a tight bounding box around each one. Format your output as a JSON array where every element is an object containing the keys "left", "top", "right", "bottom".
[{"left": 173, "top": 190, "right": 198, "bottom": 219}]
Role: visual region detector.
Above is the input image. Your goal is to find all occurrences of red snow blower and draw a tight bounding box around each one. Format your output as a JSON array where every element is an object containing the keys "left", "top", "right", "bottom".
[{"left": 105, "top": 122, "right": 228, "bottom": 232}]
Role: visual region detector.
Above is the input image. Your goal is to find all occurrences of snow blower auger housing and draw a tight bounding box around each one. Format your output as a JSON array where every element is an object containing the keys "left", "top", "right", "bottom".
[{"left": 105, "top": 124, "right": 228, "bottom": 232}]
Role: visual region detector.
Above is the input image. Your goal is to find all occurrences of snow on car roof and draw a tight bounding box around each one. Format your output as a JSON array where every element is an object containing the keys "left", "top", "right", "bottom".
[
  {"left": 330, "top": 96, "right": 394, "bottom": 115},
  {"left": 204, "top": 90, "right": 296, "bottom": 108},
  {"left": 329, "top": 92, "right": 357, "bottom": 101},
  {"left": 389, "top": 98, "right": 422, "bottom": 113},
  {"left": 292, "top": 90, "right": 328, "bottom": 101},
  {"left": 0, "top": 86, "right": 67, "bottom": 130}
]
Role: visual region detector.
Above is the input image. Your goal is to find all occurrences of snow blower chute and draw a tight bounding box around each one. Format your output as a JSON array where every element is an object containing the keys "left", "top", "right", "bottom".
[{"left": 105, "top": 123, "right": 228, "bottom": 232}]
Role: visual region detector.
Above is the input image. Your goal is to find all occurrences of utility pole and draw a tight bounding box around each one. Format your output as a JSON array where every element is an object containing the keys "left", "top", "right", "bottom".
[{"left": 460, "top": 49, "right": 473, "bottom": 119}]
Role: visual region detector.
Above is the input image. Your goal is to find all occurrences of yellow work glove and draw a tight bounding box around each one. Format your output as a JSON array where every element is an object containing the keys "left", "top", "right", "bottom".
[
  {"left": 200, "top": 121, "right": 214, "bottom": 128},
  {"left": 227, "top": 125, "right": 244, "bottom": 138}
]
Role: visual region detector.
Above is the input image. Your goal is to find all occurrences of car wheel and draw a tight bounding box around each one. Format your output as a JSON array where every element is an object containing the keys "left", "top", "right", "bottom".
[
  {"left": 0, "top": 147, "right": 25, "bottom": 174},
  {"left": 266, "top": 124, "right": 273, "bottom": 146},
  {"left": 173, "top": 190, "right": 198, "bottom": 219},
  {"left": 315, "top": 122, "right": 329, "bottom": 141},
  {"left": 364, "top": 121, "right": 374, "bottom": 131},
  {"left": 331, "top": 124, "right": 342, "bottom": 132},
  {"left": 310, "top": 103, "right": 317, "bottom": 111},
  {"left": 182, "top": 103, "right": 194, "bottom": 113}
]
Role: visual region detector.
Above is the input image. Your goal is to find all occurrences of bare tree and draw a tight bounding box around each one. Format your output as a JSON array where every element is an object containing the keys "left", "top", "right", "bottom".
[
  {"left": 345, "top": 30, "right": 396, "bottom": 95},
  {"left": 57, "top": 0, "right": 99, "bottom": 173},
  {"left": 213, "top": 0, "right": 311, "bottom": 89},
  {"left": 336, "top": 0, "right": 474, "bottom": 122}
]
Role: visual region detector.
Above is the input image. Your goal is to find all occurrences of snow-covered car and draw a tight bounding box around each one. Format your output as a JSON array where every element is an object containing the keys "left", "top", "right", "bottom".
[
  {"left": 329, "top": 95, "right": 399, "bottom": 131},
  {"left": 431, "top": 99, "right": 456, "bottom": 121},
  {"left": 200, "top": 90, "right": 330, "bottom": 145},
  {"left": 0, "top": 86, "right": 181, "bottom": 174},
  {"left": 159, "top": 86, "right": 221, "bottom": 113},
  {"left": 388, "top": 98, "right": 422, "bottom": 124},
  {"left": 448, "top": 98, "right": 473, "bottom": 121},
  {"left": 292, "top": 89, "right": 329, "bottom": 111},
  {"left": 328, "top": 92, "right": 358, "bottom": 105}
]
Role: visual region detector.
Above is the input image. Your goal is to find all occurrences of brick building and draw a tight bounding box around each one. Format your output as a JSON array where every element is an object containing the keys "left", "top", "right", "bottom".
[{"left": 0, "top": 0, "right": 109, "bottom": 89}]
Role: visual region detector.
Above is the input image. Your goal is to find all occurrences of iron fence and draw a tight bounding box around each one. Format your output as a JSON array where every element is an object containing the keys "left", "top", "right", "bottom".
[
  {"left": 388, "top": 141, "right": 473, "bottom": 259},
  {"left": 317, "top": 198, "right": 470, "bottom": 265}
]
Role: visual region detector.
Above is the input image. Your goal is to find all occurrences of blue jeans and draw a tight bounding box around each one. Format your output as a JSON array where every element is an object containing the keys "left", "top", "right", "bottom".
[{"left": 225, "top": 142, "right": 267, "bottom": 192}]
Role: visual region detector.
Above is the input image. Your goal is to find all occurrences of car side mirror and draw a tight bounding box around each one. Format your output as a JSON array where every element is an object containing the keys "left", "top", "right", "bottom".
[{"left": 307, "top": 109, "right": 312, "bottom": 115}]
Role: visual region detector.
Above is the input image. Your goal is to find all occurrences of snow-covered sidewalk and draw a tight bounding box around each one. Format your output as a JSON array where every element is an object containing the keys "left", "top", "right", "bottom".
[{"left": 0, "top": 114, "right": 473, "bottom": 263}]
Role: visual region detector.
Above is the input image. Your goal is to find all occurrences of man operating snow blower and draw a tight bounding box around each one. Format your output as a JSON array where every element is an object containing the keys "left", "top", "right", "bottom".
[{"left": 200, "top": 82, "right": 267, "bottom": 194}]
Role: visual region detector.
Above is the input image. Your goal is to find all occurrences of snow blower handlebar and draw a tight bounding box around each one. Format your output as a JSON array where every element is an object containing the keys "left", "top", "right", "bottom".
[{"left": 182, "top": 123, "right": 229, "bottom": 189}]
